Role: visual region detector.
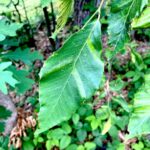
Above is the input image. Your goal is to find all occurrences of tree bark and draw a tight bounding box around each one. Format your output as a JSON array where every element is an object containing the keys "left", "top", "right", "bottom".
[{"left": 0, "top": 91, "right": 17, "bottom": 135}]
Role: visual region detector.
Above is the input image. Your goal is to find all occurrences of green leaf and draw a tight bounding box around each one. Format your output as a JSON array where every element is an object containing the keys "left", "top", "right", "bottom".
[
  {"left": 0, "top": 136, "right": 9, "bottom": 149},
  {"left": 46, "top": 139, "right": 59, "bottom": 150},
  {"left": 78, "top": 104, "right": 93, "bottom": 117},
  {"left": 0, "top": 105, "right": 11, "bottom": 119},
  {"left": 41, "top": 0, "right": 51, "bottom": 7},
  {"left": 0, "top": 122, "right": 5, "bottom": 133},
  {"left": 0, "top": 19, "right": 22, "bottom": 39},
  {"left": 86, "top": 115, "right": 100, "bottom": 130},
  {"left": 37, "top": 21, "right": 104, "bottom": 134},
  {"left": 110, "top": 78, "right": 125, "bottom": 92},
  {"left": 72, "top": 113, "right": 80, "bottom": 125},
  {"left": 27, "top": 97, "right": 37, "bottom": 106},
  {"left": 77, "top": 145, "right": 85, "bottom": 150},
  {"left": 22, "top": 141, "right": 34, "bottom": 150},
  {"left": 109, "top": 125, "right": 118, "bottom": 139},
  {"left": 37, "top": 137, "right": 44, "bottom": 143},
  {"left": 60, "top": 135, "right": 71, "bottom": 149},
  {"left": 0, "top": 62, "right": 11, "bottom": 70},
  {"left": 0, "top": 105, "right": 11, "bottom": 133},
  {"left": 96, "top": 106, "right": 110, "bottom": 120},
  {"left": 0, "top": 62, "right": 18, "bottom": 94},
  {"left": 74, "top": 121, "right": 83, "bottom": 130},
  {"left": 41, "top": 0, "right": 59, "bottom": 7},
  {"left": 117, "top": 143, "right": 126, "bottom": 150},
  {"left": 47, "top": 128, "right": 65, "bottom": 140},
  {"left": 132, "top": 7, "right": 150, "bottom": 28},
  {"left": 2, "top": 48, "right": 43, "bottom": 66},
  {"left": 46, "top": 140, "right": 53, "bottom": 150},
  {"left": 61, "top": 122, "right": 72, "bottom": 134},
  {"left": 84, "top": 142, "right": 96, "bottom": 150},
  {"left": 8, "top": 66, "right": 34, "bottom": 94},
  {"left": 125, "top": 71, "right": 135, "bottom": 78},
  {"left": 110, "top": 0, "right": 147, "bottom": 18},
  {"left": 77, "top": 129, "right": 87, "bottom": 142},
  {"left": 108, "top": 12, "right": 129, "bottom": 54},
  {"left": 128, "top": 74, "right": 150, "bottom": 139},
  {"left": 131, "top": 49, "right": 144, "bottom": 70},
  {"left": 108, "top": 0, "right": 146, "bottom": 54},
  {"left": 132, "top": 142, "right": 144, "bottom": 150},
  {"left": 0, "top": 34, "right": 5, "bottom": 41},
  {"left": 66, "top": 144, "right": 78, "bottom": 150},
  {"left": 115, "top": 116, "right": 129, "bottom": 130},
  {"left": 91, "top": 118, "right": 99, "bottom": 130},
  {"left": 94, "top": 136, "right": 103, "bottom": 147},
  {"left": 0, "top": 38, "right": 19, "bottom": 47},
  {"left": 113, "top": 97, "right": 130, "bottom": 113},
  {"left": 55, "top": 0, "right": 74, "bottom": 33}
]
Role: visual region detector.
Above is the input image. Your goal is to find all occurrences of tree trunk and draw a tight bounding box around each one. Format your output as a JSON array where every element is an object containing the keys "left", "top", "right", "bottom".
[{"left": 0, "top": 91, "right": 17, "bottom": 135}]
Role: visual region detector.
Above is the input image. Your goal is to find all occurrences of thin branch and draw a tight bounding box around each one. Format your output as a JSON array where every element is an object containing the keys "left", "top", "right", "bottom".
[
  {"left": 21, "top": 0, "right": 30, "bottom": 25},
  {"left": 43, "top": 7, "right": 55, "bottom": 51},
  {"left": 21, "top": 0, "right": 36, "bottom": 47},
  {"left": 11, "top": 0, "right": 22, "bottom": 22},
  {"left": 82, "top": 0, "right": 105, "bottom": 29},
  {"left": 50, "top": 2, "right": 56, "bottom": 32},
  {"left": 43, "top": 7, "right": 52, "bottom": 37}
]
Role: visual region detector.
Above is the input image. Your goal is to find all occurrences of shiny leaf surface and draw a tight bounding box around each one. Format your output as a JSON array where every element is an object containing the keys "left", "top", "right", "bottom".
[{"left": 37, "top": 21, "right": 104, "bottom": 134}]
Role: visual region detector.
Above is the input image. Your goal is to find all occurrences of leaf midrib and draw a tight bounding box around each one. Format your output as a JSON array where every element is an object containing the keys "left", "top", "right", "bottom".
[
  {"left": 49, "top": 23, "right": 98, "bottom": 115},
  {"left": 113, "top": 0, "right": 136, "bottom": 51}
]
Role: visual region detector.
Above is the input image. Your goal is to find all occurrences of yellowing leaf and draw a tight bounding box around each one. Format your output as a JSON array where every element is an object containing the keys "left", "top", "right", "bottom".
[
  {"left": 132, "top": 7, "right": 150, "bottom": 29},
  {"left": 55, "top": 0, "right": 74, "bottom": 33},
  {"left": 102, "top": 117, "right": 112, "bottom": 135}
]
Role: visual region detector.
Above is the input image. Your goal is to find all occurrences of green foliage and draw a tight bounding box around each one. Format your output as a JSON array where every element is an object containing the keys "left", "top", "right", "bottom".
[
  {"left": 113, "top": 97, "right": 130, "bottom": 113},
  {"left": 22, "top": 141, "right": 34, "bottom": 150},
  {"left": 41, "top": 0, "right": 74, "bottom": 34},
  {"left": 2, "top": 48, "right": 43, "bottom": 66},
  {"left": 77, "top": 129, "right": 87, "bottom": 142},
  {"left": 132, "top": 141, "right": 144, "bottom": 150},
  {"left": 41, "top": 0, "right": 52, "bottom": 7},
  {"left": 0, "top": 122, "right": 5, "bottom": 133},
  {"left": 0, "top": 0, "right": 150, "bottom": 149},
  {"left": 60, "top": 135, "right": 71, "bottom": 149},
  {"left": 0, "top": 105, "right": 11, "bottom": 119},
  {"left": 108, "top": 0, "right": 148, "bottom": 54},
  {"left": 0, "top": 35, "right": 5, "bottom": 41},
  {"left": 0, "top": 62, "right": 18, "bottom": 94},
  {"left": 101, "top": 117, "right": 112, "bottom": 135},
  {"left": 132, "top": 7, "right": 150, "bottom": 28},
  {"left": 7, "top": 66, "right": 35, "bottom": 94},
  {"left": 108, "top": 12, "right": 129, "bottom": 54},
  {"left": 55, "top": 0, "right": 74, "bottom": 33},
  {"left": 0, "top": 136, "right": 11, "bottom": 150},
  {"left": 32, "top": 97, "right": 130, "bottom": 149},
  {"left": 37, "top": 21, "right": 103, "bottom": 134},
  {"left": 0, "top": 105, "right": 11, "bottom": 133},
  {"left": 128, "top": 74, "right": 150, "bottom": 139},
  {"left": 0, "top": 19, "right": 22, "bottom": 41}
]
